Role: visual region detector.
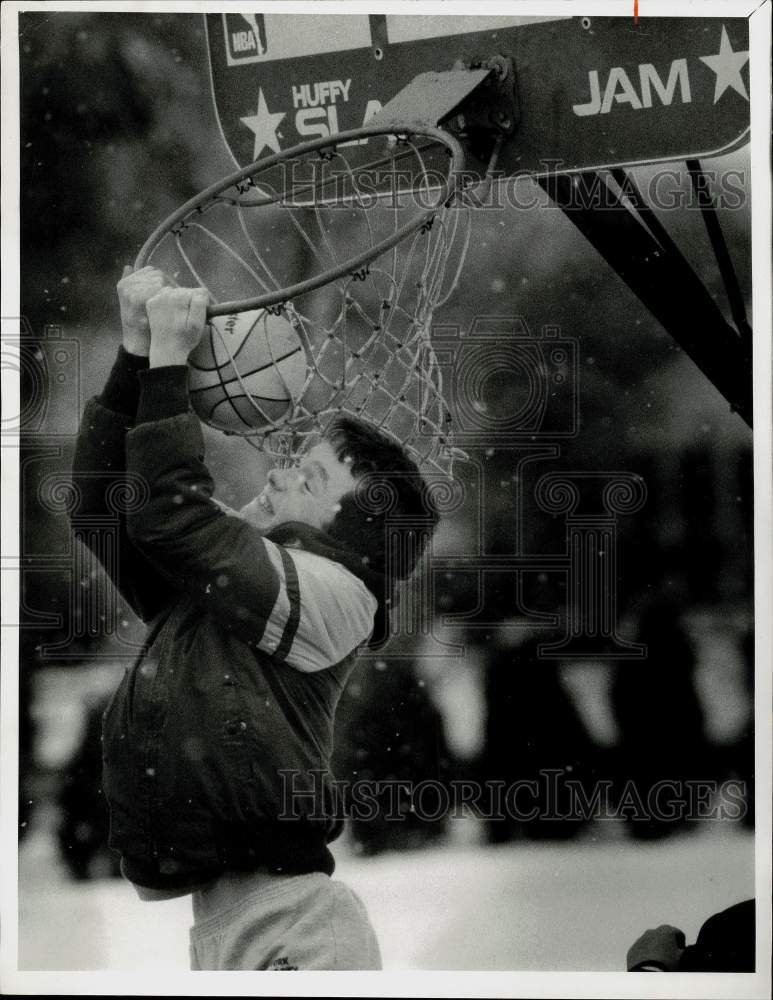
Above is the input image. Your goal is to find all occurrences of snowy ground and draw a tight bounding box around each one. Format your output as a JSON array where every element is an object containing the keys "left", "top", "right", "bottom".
[{"left": 18, "top": 819, "right": 754, "bottom": 972}]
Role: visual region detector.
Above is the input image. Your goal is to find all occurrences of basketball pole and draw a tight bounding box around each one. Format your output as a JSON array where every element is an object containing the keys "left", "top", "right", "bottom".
[{"left": 538, "top": 170, "right": 752, "bottom": 428}]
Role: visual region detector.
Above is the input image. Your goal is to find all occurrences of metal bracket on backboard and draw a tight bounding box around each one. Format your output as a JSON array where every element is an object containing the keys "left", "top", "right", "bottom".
[
  {"left": 368, "top": 68, "right": 493, "bottom": 130},
  {"left": 368, "top": 60, "right": 518, "bottom": 167},
  {"left": 448, "top": 55, "right": 519, "bottom": 138}
]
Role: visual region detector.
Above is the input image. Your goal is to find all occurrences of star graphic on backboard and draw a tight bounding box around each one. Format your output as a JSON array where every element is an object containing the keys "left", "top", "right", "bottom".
[
  {"left": 699, "top": 26, "right": 749, "bottom": 103},
  {"left": 240, "top": 89, "right": 285, "bottom": 159}
]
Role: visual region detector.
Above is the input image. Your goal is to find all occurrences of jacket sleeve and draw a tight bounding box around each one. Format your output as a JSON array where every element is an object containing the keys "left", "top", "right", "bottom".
[
  {"left": 124, "top": 366, "right": 282, "bottom": 645},
  {"left": 259, "top": 545, "right": 377, "bottom": 670},
  {"left": 70, "top": 347, "right": 171, "bottom": 623}
]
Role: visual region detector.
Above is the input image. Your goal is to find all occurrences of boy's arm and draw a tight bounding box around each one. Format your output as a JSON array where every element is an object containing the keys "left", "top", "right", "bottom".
[
  {"left": 125, "top": 365, "right": 283, "bottom": 643},
  {"left": 125, "top": 374, "right": 376, "bottom": 659},
  {"left": 71, "top": 349, "right": 172, "bottom": 622},
  {"left": 69, "top": 267, "right": 175, "bottom": 623},
  {"left": 124, "top": 287, "right": 376, "bottom": 660}
]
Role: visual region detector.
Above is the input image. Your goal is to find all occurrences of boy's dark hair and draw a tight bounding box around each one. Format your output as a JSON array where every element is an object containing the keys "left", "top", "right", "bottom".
[{"left": 321, "top": 415, "right": 440, "bottom": 579}]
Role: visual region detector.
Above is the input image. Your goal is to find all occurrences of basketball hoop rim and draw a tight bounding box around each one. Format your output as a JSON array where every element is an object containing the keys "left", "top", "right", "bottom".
[{"left": 134, "top": 123, "right": 466, "bottom": 318}]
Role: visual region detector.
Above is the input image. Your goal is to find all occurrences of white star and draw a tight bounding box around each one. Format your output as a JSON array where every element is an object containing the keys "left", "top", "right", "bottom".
[
  {"left": 699, "top": 25, "right": 749, "bottom": 103},
  {"left": 240, "top": 89, "right": 286, "bottom": 160}
]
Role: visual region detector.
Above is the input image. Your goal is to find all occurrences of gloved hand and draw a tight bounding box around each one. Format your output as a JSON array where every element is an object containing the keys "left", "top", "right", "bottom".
[{"left": 627, "top": 924, "right": 686, "bottom": 971}]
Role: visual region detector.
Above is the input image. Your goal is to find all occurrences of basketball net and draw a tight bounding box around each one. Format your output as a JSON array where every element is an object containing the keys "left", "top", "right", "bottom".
[{"left": 136, "top": 126, "right": 471, "bottom": 477}]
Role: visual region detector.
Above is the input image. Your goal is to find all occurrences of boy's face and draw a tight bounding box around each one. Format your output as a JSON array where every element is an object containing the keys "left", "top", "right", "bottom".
[{"left": 238, "top": 440, "right": 358, "bottom": 534}]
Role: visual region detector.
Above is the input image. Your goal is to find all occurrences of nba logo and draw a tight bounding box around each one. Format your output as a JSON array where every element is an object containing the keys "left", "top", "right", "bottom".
[{"left": 224, "top": 13, "right": 267, "bottom": 66}]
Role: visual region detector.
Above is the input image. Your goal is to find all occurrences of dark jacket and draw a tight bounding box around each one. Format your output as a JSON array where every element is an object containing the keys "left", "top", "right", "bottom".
[
  {"left": 679, "top": 899, "right": 755, "bottom": 973},
  {"left": 71, "top": 349, "right": 390, "bottom": 889}
]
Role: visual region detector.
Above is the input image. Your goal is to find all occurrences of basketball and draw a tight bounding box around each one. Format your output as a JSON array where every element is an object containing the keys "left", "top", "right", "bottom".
[{"left": 188, "top": 309, "right": 307, "bottom": 433}]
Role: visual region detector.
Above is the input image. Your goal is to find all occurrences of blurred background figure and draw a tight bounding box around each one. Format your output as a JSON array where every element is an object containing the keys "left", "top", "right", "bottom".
[
  {"left": 18, "top": 666, "right": 35, "bottom": 843},
  {"left": 731, "top": 628, "right": 755, "bottom": 830},
  {"left": 56, "top": 695, "right": 120, "bottom": 881},
  {"left": 333, "top": 659, "right": 450, "bottom": 856},
  {"left": 611, "top": 594, "right": 707, "bottom": 841},
  {"left": 480, "top": 636, "right": 598, "bottom": 843}
]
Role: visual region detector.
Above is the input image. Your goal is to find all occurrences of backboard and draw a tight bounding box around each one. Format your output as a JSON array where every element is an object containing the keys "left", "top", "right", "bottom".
[{"left": 205, "top": 14, "right": 750, "bottom": 179}]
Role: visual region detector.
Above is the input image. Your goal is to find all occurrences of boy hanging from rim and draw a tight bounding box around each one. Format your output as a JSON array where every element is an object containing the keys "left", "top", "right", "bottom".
[{"left": 70, "top": 266, "right": 439, "bottom": 970}]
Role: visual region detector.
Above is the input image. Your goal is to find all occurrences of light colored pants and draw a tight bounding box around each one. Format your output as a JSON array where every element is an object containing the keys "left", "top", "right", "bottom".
[{"left": 189, "top": 869, "right": 382, "bottom": 970}]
